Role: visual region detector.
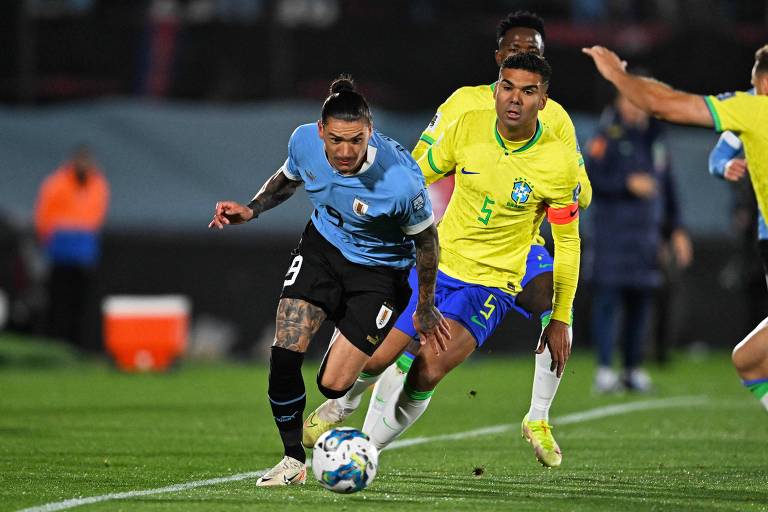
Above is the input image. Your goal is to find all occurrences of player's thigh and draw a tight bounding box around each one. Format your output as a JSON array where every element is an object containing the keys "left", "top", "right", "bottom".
[
  {"left": 514, "top": 245, "right": 554, "bottom": 318},
  {"left": 363, "top": 327, "right": 414, "bottom": 375},
  {"left": 278, "top": 223, "right": 342, "bottom": 351},
  {"left": 319, "top": 329, "right": 372, "bottom": 389},
  {"left": 408, "top": 318, "right": 477, "bottom": 391},
  {"left": 733, "top": 316, "right": 768, "bottom": 378}
]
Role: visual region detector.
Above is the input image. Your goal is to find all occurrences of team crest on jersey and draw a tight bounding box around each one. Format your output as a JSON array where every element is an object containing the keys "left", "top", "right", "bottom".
[
  {"left": 353, "top": 197, "right": 369, "bottom": 216},
  {"left": 375, "top": 302, "right": 394, "bottom": 329},
  {"left": 511, "top": 178, "right": 533, "bottom": 206}
]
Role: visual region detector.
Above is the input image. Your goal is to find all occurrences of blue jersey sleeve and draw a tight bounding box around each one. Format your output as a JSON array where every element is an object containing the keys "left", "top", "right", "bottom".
[
  {"left": 708, "top": 131, "right": 743, "bottom": 180},
  {"left": 280, "top": 126, "right": 305, "bottom": 181},
  {"left": 394, "top": 170, "right": 435, "bottom": 235}
]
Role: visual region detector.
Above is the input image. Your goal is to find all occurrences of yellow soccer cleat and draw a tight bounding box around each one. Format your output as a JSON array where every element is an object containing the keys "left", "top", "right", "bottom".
[
  {"left": 521, "top": 413, "right": 562, "bottom": 468},
  {"left": 302, "top": 401, "right": 343, "bottom": 449},
  {"left": 255, "top": 456, "right": 307, "bottom": 486}
]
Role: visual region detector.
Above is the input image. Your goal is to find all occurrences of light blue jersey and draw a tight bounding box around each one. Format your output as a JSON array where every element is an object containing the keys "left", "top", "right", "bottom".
[
  {"left": 708, "top": 90, "right": 768, "bottom": 240},
  {"left": 281, "top": 124, "right": 434, "bottom": 268}
]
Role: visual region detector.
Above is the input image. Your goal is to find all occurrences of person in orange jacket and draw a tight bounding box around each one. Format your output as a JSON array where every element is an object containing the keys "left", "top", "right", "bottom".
[{"left": 34, "top": 145, "right": 109, "bottom": 349}]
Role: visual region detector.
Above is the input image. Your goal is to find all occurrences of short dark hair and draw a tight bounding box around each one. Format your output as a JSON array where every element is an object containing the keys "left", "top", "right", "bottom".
[
  {"left": 501, "top": 53, "right": 552, "bottom": 85},
  {"left": 321, "top": 74, "right": 373, "bottom": 125},
  {"left": 755, "top": 44, "right": 768, "bottom": 75},
  {"left": 496, "top": 11, "right": 546, "bottom": 44}
]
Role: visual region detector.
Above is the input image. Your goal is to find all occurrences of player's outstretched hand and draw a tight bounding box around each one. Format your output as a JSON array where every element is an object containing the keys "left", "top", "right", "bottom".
[
  {"left": 208, "top": 200, "right": 254, "bottom": 229},
  {"left": 413, "top": 305, "right": 451, "bottom": 355},
  {"left": 724, "top": 158, "right": 748, "bottom": 181},
  {"left": 536, "top": 319, "right": 571, "bottom": 378},
  {"left": 581, "top": 46, "right": 627, "bottom": 82}
]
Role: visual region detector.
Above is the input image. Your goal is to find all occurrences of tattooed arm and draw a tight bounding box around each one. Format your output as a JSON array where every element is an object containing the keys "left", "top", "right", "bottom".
[
  {"left": 209, "top": 170, "right": 302, "bottom": 229},
  {"left": 411, "top": 223, "right": 451, "bottom": 353}
]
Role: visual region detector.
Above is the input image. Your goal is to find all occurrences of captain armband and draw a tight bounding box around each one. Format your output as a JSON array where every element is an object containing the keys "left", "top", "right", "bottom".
[{"left": 546, "top": 202, "right": 579, "bottom": 225}]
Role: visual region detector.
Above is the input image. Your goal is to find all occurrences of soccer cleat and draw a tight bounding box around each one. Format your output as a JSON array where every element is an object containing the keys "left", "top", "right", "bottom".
[
  {"left": 521, "top": 413, "right": 562, "bottom": 468},
  {"left": 255, "top": 456, "right": 307, "bottom": 486},
  {"left": 302, "top": 401, "right": 343, "bottom": 448},
  {"left": 593, "top": 366, "right": 622, "bottom": 394}
]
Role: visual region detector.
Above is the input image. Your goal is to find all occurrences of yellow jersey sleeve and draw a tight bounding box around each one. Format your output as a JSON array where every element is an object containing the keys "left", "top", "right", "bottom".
[
  {"left": 543, "top": 99, "right": 592, "bottom": 209},
  {"left": 413, "top": 86, "right": 490, "bottom": 160},
  {"left": 704, "top": 92, "right": 767, "bottom": 135},
  {"left": 417, "top": 116, "right": 461, "bottom": 186},
  {"left": 544, "top": 155, "right": 581, "bottom": 324}
]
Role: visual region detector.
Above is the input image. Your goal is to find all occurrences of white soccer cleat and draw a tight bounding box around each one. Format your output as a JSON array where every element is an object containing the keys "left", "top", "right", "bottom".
[
  {"left": 593, "top": 366, "right": 622, "bottom": 394},
  {"left": 255, "top": 456, "right": 307, "bottom": 486}
]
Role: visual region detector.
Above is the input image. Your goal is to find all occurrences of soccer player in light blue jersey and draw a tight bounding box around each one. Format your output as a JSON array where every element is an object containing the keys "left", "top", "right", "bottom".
[{"left": 209, "top": 76, "right": 450, "bottom": 486}]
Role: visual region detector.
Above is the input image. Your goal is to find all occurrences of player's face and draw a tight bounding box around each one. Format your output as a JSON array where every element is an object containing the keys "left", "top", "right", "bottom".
[
  {"left": 495, "top": 27, "right": 544, "bottom": 66},
  {"left": 318, "top": 118, "right": 373, "bottom": 173},
  {"left": 494, "top": 67, "right": 547, "bottom": 135}
]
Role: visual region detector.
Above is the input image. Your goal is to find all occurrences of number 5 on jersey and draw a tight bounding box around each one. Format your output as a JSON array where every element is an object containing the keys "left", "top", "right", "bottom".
[{"left": 284, "top": 255, "right": 303, "bottom": 287}]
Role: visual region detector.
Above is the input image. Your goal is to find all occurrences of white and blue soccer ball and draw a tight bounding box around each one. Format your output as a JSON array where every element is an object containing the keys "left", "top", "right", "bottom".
[{"left": 311, "top": 427, "right": 379, "bottom": 493}]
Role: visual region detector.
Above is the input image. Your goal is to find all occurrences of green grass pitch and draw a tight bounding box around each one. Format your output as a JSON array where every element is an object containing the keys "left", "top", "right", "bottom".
[{"left": 1, "top": 335, "right": 766, "bottom": 511}]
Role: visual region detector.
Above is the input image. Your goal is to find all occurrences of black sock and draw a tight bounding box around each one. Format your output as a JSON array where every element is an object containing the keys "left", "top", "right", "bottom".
[{"left": 268, "top": 346, "right": 306, "bottom": 463}]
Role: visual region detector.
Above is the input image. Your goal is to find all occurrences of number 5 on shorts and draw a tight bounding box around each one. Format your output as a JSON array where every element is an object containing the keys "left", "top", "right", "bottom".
[{"left": 284, "top": 255, "right": 303, "bottom": 286}]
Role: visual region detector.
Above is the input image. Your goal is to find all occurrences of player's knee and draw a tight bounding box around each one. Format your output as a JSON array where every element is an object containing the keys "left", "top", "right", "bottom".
[
  {"left": 410, "top": 363, "right": 446, "bottom": 390},
  {"left": 517, "top": 274, "right": 553, "bottom": 316},
  {"left": 732, "top": 343, "right": 752, "bottom": 375}
]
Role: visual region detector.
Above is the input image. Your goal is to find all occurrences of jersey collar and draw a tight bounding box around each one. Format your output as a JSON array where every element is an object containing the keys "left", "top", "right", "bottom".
[{"left": 494, "top": 119, "right": 543, "bottom": 153}]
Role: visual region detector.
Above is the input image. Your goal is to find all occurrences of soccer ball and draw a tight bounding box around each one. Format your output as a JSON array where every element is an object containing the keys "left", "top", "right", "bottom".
[{"left": 311, "top": 427, "right": 379, "bottom": 493}]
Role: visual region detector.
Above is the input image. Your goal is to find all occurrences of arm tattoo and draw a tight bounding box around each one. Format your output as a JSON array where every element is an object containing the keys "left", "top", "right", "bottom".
[
  {"left": 274, "top": 298, "right": 326, "bottom": 352},
  {"left": 248, "top": 170, "right": 302, "bottom": 217},
  {"left": 412, "top": 224, "right": 440, "bottom": 307}
]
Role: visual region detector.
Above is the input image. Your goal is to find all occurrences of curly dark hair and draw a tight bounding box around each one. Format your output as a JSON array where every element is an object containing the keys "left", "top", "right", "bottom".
[{"left": 496, "top": 11, "right": 546, "bottom": 44}]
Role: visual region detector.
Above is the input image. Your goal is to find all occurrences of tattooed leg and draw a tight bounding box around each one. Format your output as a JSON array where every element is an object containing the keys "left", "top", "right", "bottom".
[{"left": 267, "top": 298, "right": 326, "bottom": 462}]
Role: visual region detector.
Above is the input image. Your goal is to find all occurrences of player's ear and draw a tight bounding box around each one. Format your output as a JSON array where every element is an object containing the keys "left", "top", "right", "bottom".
[
  {"left": 539, "top": 93, "right": 548, "bottom": 111},
  {"left": 317, "top": 120, "right": 324, "bottom": 138},
  {"left": 494, "top": 49, "right": 503, "bottom": 67}
]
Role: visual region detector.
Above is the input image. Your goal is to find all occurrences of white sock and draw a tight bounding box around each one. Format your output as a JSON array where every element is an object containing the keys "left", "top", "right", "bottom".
[
  {"left": 528, "top": 326, "right": 573, "bottom": 422},
  {"left": 362, "top": 363, "right": 408, "bottom": 433},
  {"left": 318, "top": 372, "right": 381, "bottom": 423},
  {"left": 367, "top": 384, "right": 433, "bottom": 450},
  {"left": 761, "top": 394, "right": 768, "bottom": 412}
]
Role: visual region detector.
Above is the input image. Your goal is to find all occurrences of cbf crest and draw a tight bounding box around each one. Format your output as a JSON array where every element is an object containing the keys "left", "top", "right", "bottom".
[{"left": 510, "top": 178, "right": 533, "bottom": 206}]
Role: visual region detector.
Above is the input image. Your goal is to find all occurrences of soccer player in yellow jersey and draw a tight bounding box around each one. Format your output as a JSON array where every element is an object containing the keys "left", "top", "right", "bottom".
[
  {"left": 356, "top": 53, "right": 580, "bottom": 464},
  {"left": 584, "top": 44, "right": 768, "bottom": 412},
  {"left": 303, "top": 13, "right": 585, "bottom": 468}
]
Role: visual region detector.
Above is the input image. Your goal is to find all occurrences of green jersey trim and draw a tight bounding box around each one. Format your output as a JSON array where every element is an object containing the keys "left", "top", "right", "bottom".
[
  {"left": 494, "top": 119, "right": 543, "bottom": 153},
  {"left": 427, "top": 147, "right": 445, "bottom": 174},
  {"left": 704, "top": 96, "right": 723, "bottom": 132}
]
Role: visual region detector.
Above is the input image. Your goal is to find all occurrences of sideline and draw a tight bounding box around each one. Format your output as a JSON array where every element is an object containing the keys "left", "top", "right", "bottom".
[{"left": 17, "top": 395, "right": 707, "bottom": 512}]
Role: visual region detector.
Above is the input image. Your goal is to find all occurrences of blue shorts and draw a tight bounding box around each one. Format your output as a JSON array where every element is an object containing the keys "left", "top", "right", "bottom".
[{"left": 393, "top": 245, "right": 553, "bottom": 347}]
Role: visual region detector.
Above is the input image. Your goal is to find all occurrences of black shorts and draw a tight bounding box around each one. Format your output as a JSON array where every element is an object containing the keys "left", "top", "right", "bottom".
[{"left": 279, "top": 221, "right": 412, "bottom": 356}]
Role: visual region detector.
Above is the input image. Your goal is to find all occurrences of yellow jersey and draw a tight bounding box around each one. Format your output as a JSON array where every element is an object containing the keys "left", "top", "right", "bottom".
[
  {"left": 418, "top": 109, "right": 581, "bottom": 324},
  {"left": 413, "top": 83, "right": 592, "bottom": 209},
  {"left": 705, "top": 92, "right": 768, "bottom": 222}
]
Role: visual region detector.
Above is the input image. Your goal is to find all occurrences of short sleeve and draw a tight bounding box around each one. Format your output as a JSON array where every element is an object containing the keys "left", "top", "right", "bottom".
[
  {"left": 704, "top": 92, "right": 765, "bottom": 135},
  {"left": 417, "top": 116, "right": 461, "bottom": 186},
  {"left": 280, "top": 129, "right": 303, "bottom": 181},
  {"left": 396, "top": 172, "right": 435, "bottom": 235}
]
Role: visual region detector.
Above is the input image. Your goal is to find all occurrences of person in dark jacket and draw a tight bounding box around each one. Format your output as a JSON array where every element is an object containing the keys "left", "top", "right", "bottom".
[{"left": 586, "top": 91, "right": 692, "bottom": 392}]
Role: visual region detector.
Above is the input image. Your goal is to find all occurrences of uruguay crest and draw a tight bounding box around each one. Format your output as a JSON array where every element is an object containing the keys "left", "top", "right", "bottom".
[
  {"left": 511, "top": 178, "right": 533, "bottom": 205},
  {"left": 353, "top": 197, "right": 369, "bottom": 216}
]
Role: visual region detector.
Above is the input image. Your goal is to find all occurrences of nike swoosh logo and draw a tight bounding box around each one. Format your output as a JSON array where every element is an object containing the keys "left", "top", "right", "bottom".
[
  {"left": 460, "top": 168, "right": 480, "bottom": 175},
  {"left": 569, "top": 208, "right": 577, "bottom": 217},
  {"left": 305, "top": 412, "right": 318, "bottom": 428},
  {"left": 538, "top": 263, "right": 553, "bottom": 269},
  {"left": 470, "top": 315, "right": 487, "bottom": 328}
]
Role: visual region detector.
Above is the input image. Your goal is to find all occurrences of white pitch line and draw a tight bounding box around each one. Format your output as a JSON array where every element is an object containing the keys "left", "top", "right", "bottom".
[{"left": 16, "top": 395, "right": 706, "bottom": 512}]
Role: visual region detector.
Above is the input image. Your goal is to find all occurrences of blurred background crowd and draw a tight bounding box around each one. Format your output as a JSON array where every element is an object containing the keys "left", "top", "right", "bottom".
[{"left": 1, "top": 0, "right": 767, "bottom": 386}]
